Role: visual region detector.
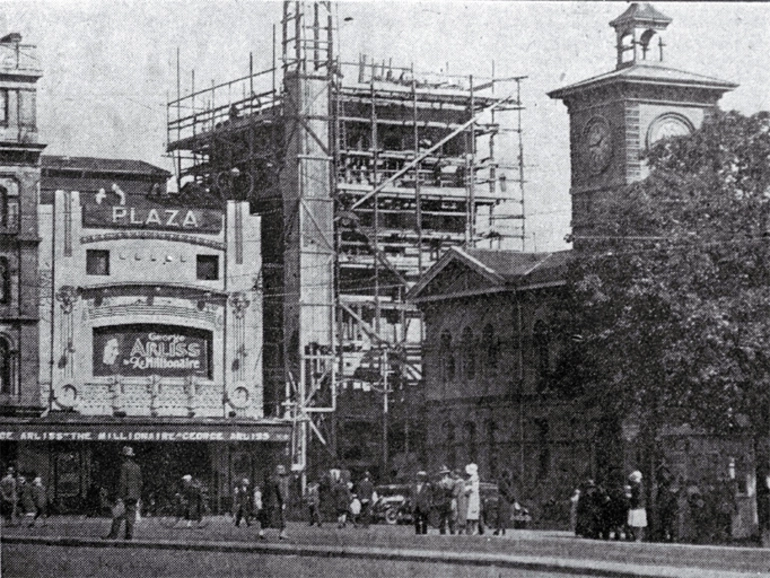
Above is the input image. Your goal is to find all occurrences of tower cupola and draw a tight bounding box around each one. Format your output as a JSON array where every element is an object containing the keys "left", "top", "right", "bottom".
[{"left": 609, "top": 3, "right": 672, "bottom": 69}]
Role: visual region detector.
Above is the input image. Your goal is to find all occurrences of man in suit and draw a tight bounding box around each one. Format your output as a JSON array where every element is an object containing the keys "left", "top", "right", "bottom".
[
  {"left": 410, "top": 470, "right": 432, "bottom": 535},
  {"left": 104, "top": 446, "right": 142, "bottom": 540}
]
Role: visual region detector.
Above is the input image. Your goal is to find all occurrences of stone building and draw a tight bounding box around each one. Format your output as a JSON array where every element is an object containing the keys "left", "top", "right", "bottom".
[
  {"left": 410, "top": 4, "right": 758, "bottom": 537},
  {"left": 0, "top": 154, "right": 290, "bottom": 513},
  {"left": 0, "top": 32, "right": 46, "bottom": 420}
]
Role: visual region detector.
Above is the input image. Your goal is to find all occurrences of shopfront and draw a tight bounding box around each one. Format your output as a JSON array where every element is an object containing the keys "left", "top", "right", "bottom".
[{"left": 1, "top": 418, "right": 291, "bottom": 514}]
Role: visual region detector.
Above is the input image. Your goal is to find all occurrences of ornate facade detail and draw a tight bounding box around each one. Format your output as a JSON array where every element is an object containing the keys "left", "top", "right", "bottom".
[{"left": 55, "top": 285, "right": 79, "bottom": 313}]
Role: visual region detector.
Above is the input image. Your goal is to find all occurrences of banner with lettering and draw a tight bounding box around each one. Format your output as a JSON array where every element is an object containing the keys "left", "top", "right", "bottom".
[
  {"left": 93, "top": 324, "right": 212, "bottom": 378},
  {"left": 82, "top": 198, "right": 223, "bottom": 233}
]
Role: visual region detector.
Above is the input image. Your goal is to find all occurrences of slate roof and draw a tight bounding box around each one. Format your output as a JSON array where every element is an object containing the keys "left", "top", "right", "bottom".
[
  {"left": 609, "top": 3, "right": 672, "bottom": 28},
  {"left": 408, "top": 247, "right": 571, "bottom": 301},
  {"left": 41, "top": 155, "right": 170, "bottom": 178},
  {"left": 548, "top": 62, "right": 737, "bottom": 100}
]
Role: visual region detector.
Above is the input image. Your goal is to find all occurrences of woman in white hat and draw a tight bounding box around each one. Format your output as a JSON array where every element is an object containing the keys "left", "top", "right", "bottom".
[
  {"left": 627, "top": 470, "right": 646, "bottom": 541},
  {"left": 464, "top": 463, "right": 481, "bottom": 535}
]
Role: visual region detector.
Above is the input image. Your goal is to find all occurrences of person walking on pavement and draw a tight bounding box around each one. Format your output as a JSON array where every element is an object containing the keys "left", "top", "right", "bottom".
[
  {"left": 27, "top": 476, "right": 47, "bottom": 527},
  {"left": 332, "top": 474, "right": 351, "bottom": 528},
  {"left": 410, "top": 470, "right": 432, "bottom": 535},
  {"left": 233, "top": 477, "right": 253, "bottom": 527},
  {"left": 356, "top": 471, "right": 374, "bottom": 528},
  {"left": 104, "top": 446, "right": 142, "bottom": 540},
  {"left": 304, "top": 480, "right": 322, "bottom": 527},
  {"left": 1, "top": 467, "right": 17, "bottom": 526},
  {"left": 627, "top": 470, "right": 647, "bottom": 542},
  {"left": 262, "top": 464, "right": 290, "bottom": 540},
  {"left": 435, "top": 466, "right": 455, "bottom": 534},
  {"left": 465, "top": 462, "right": 481, "bottom": 535},
  {"left": 494, "top": 469, "right": 514, "bottom": 536}
]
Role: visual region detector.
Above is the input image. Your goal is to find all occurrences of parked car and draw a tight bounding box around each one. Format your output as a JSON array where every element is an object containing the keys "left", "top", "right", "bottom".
[{"left": 372, "top": 484, "right": 412, "bottom": 525}]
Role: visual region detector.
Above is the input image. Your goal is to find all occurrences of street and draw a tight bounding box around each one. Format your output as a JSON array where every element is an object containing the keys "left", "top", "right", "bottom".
[{"left": 2, "top": 516, "right": 769, "bottom": 578}]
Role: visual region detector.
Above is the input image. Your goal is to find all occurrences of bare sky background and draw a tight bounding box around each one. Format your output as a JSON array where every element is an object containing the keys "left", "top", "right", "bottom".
[{"left": 3, "top": 1, "right": 768, "bottom": 251}]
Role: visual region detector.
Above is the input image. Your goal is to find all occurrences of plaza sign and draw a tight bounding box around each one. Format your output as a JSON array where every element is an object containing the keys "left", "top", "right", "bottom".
[{"left": 82, "top": 200, "right": 223, "bottom": 233}]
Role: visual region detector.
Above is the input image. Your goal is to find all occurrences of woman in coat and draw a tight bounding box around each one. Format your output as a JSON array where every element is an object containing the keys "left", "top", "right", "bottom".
[
  {"left": 627, "top": 470, "right": 647, "bottom": 542},
  {"left": 465, "top": 463, "right": 481, "bottom": 535}
]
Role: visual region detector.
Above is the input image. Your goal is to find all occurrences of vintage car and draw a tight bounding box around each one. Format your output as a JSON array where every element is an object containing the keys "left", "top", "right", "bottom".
[{"left": 371, "top": 484, "right": 412, "bottom": 525}]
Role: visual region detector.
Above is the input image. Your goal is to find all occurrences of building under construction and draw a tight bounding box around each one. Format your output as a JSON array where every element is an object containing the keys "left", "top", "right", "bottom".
[{"left": 167, "top": 2, "right": 526, "bottom": 479}]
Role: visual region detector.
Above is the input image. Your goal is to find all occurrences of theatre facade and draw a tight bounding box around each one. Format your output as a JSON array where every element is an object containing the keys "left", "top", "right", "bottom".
[{"left": 0, "top": 168, "right": 290, "bottom": 513}]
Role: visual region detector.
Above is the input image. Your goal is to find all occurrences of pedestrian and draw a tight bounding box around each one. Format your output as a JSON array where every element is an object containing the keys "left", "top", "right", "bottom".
[
  {"left": 28, "top": 476, "right": 47, "bottom": 527},
  {"left": 356, "top": 471, "right": 374, "bottom": 528},
  {"left": 410, "top": 470, "right": 432, "bottom": 535},
  {"left": 435, "top": 466, "right": 455, "bottom": 534},
  {"left": 304, "top": 480, "right": 322, "bottom": 527},
  {"left": 262, "top": 464, "right": 290, "bottom": 540},
  {"left": 452, "top": 468, "right": 467, "bottom": 532},
  {"left": 569, "top": 488, "right": 581, "bottom": 534},
  {"left": 233, "top": 477, "right": 253, "bottom": 527},
  {"left": 1, "top": 467, "right": 17, "bottom": 526},
  {"left": 465, "top": 463, "right": 481, "bottom": 535},
  {"left": 627, "top": 470, "right": 647, "bottom": 542},
  {"left": 494, "top": 470, "right": 514, "bottom": 536},
  {"left": 15, "top": 475, "right": 28, "bottom": 518},
  {"left": 103, "top": 446, "right": 142, "bottom": 540},
  {"left": 332, "top": 475, "right": 351, "bottom": 528},
  {"left": 349, "top": 493, "right": 361, "bottom": 527},
  {"left": 181, "top": 474, "right": 205, "bottom": 526}
]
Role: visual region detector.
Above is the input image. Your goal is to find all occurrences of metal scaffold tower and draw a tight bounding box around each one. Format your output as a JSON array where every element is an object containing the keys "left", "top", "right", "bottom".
[{"left": 166, "top": 0, "right": 527, "bottom": 480}]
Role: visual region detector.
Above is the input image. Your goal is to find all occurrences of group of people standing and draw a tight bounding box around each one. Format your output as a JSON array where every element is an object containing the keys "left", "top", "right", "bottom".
[
  {"left": 411, "top": 463, "right": 517, "bottom": 536},
  {"left": 0, "top": 466, "right": 48, "bottom": 528},
  {"left": 303, "top": 467, "right": 376, "bottom": 529},
  {"left": 230, "top": 463, "right": 291, "bottom": 540}
]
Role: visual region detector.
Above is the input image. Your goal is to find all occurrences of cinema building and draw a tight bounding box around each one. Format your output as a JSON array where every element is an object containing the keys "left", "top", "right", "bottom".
[{"left": 0, "top": 162, "right": 290, "bottom": 512}]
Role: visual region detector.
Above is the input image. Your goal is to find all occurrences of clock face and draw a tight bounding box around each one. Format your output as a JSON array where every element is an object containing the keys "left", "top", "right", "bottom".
[
  {"left": 583, "top": 117, "right": 613, "bottom": 175},
  {"left": 648, "top": 115, "right": 692, "bottom": 146}
]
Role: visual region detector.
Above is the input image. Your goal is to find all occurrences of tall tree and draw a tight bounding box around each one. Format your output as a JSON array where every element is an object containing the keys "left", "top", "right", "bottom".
[{"left": 564, "top": 110, "right": 770, "bottom": 480}]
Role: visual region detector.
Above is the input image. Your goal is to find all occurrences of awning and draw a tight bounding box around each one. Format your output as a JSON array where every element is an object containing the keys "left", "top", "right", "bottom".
[{"left": 0, "top": 417, "right": 292, "bottom": 443}]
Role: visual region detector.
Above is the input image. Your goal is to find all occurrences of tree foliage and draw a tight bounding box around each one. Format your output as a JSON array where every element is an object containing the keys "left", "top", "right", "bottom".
[{"left": 566, "top": 110, "right": 770, "bottom": 440}]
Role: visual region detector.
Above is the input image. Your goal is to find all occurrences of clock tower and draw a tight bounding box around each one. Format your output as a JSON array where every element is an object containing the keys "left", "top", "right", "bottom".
[{"left": 548, "top": 3, "right": 737, "bottom": 244}]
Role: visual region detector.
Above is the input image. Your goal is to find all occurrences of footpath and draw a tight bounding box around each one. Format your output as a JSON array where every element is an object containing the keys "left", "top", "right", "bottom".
[{"left": 2, "top": 516, "right": 770, "bottom": 578}]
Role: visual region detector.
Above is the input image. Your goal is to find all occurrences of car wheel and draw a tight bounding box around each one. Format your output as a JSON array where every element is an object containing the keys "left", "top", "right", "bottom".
[{"left": 384, "top": 507, "right": 399, "bottom": 525}]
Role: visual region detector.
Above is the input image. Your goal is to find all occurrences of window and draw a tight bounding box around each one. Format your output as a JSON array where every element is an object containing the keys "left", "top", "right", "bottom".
[
  {"left": 533, "top": 320, "right": 550, "bottom": 378},
  {"left": 0, "top": 336, "right": 12, "bottom": 395},
  {"left": 0, "top": 90, "right": 7, "bottom": 125},
  {"left": 0, "top": 257, "right": 9, "bottom": 304},
  {"left": 443, "top": 421, "right": 456, "bottom": 470},
  {"left": 86, "top": 250, "right": 110, "bottom": 275},
  {"left": 482, "top": 323, "right": 498, "bottom": 372},
  {"left": 196, "top": 255, "right": 219, "bottom": 280},
  {"left": 465, "top": 421, "right": 477, "bottom": 464},
  {"left": 439, "top": 330, "right": 454, "bottom": 383},
  {"left": 462, "top": 326, "right": 475, "bottom": 380},
  {"left": 19, "top": 90, "right": 36, "bottom": 129},
  {"left": 535, "top": 418, "right": 551, "bottom": 479}
]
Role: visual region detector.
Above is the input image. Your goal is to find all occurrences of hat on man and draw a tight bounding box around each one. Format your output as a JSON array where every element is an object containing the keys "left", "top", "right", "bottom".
[
  {"left": 122, "top": 446, "right": 134, "bottom": 457},
  {"left": 628, "top": 470, "right": 643, "bottom": 483},
  {"left": 182, "top": 474, "right": 193, "bottom": 482},
  {"left": 417, "top": 470, "right": 428, "bottom": 479},
  {"left": 439, "top": 465, "right": 451, "bottom": 474},
  {"left": 276, "top": 464, "right": 287, "bottom": 475},
  {"left": 465, "top": 463, "right": 478, "bottom": 476}
]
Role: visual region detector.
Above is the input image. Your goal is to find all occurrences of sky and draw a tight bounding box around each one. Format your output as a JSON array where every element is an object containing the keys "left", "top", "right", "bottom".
[{"left": 3, "top": 1, "right": 769, "bottom": 251}]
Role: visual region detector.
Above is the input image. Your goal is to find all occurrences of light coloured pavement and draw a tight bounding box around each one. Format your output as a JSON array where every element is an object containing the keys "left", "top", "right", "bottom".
[{"left": 2, "top": 516, "right": 770, "bottom": 578}]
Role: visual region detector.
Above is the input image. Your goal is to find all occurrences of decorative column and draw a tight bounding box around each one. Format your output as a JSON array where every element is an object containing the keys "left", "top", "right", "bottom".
[{"left": 54, "top": 285, "right": 79, "bottom": 380}]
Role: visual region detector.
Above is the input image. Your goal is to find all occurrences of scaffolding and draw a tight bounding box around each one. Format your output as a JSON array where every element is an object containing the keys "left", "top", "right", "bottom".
[{"left": 167, "top": 1, "right": 527, "bottom": 478}]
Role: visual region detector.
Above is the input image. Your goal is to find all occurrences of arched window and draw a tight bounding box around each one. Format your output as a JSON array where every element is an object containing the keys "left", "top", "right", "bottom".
[
  {"left": 465, "top": 421, "right": 477, "bottom": 464},
  {"left": 443, "top": 421, "right": 456, "bottom": 469},
  {"left": 0, "top": 336, "right": 12, "bottom": 395},
  {"left": 639, "top": 29, "right": 658, "bottom": 61},
  {"left": 0, "top": 257, "right": 9, "bottom": 305},
  {"left": 481, "top": 323, "right": 498, "bottom": 372},
  {"left": 440, "top": 330, "right": 455, "bottom": 383},
  {"left": 533, "top": 320, "right": 550, "bottom": 378},
  {"left": 0, "top": 186, "right": 7, "bottom": 229},
  {"left": 462, "top": 326, "right": 475, "bottom": 380},
  {"left": 486, "top": 419, "right": 498, "bottom": 479}
]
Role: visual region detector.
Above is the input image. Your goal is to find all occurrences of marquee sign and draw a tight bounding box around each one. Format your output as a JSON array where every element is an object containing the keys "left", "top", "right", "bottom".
[
  {"left": 82, "top": 198, "right": 222, "bottom": 233},
  {"left": 93, "top": 324, "right": 212, "bottom": 378},
  {"left": 0, "top": 425, "right": 291, "bottom": 443}
]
